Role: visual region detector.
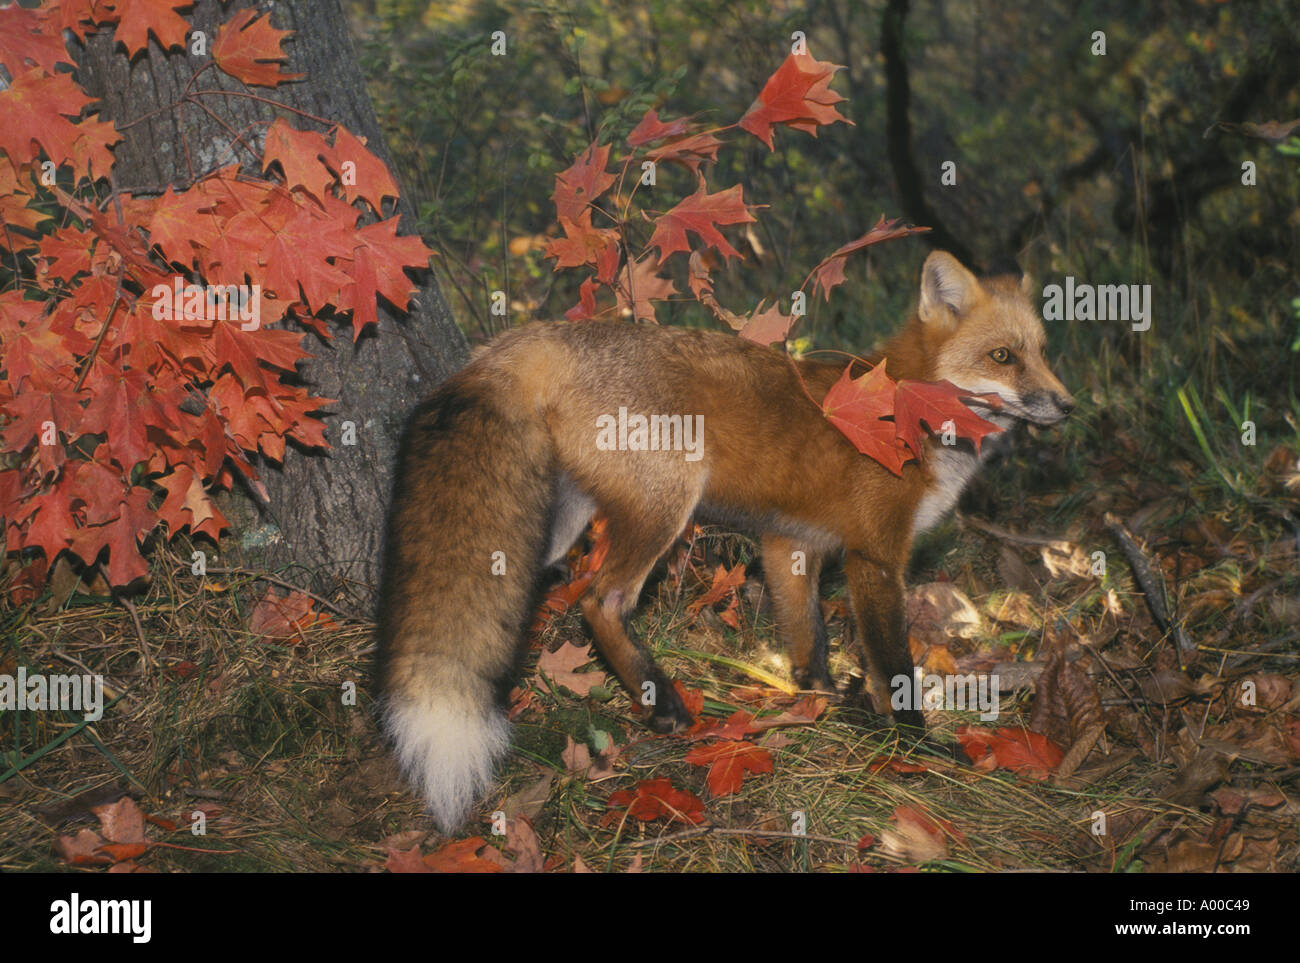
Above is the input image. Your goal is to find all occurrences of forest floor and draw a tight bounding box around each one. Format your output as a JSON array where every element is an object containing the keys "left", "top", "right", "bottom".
[{"left": 2, "top": 417, "right": 1299, "bottom": 873}]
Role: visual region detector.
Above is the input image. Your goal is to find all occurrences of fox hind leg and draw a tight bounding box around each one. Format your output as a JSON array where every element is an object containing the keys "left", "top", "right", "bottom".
[
  {"left": 761, "top": 534, "right": 833, "bottom": 692},
  {"left": 578, "top": 500, "right": 696, "bottom": 733}
]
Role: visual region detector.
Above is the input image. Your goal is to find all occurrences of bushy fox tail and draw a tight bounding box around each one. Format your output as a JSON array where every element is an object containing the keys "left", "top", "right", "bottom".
[{"left": 377, "top": 375, "right": 556, "bottom": 833}]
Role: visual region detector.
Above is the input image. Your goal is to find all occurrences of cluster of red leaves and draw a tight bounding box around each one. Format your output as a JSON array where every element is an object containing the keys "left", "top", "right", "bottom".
[
  {"left": 0, "top": 5, "right": 430, "bottom": 591},
  {"left": 601, "top": 686, "right": 828, "bottom": 823},
  {"left": 822, "top": 359, "right": 1006, "bottom": 476},
  {"left": 539, "top": 46, "right": 1001, "bottom": 475},
  {"left": 544, "top": 49, "right": 856, "bottom": 333}
]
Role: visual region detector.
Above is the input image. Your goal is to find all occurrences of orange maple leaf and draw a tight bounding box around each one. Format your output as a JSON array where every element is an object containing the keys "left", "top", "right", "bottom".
[
  {"left": 739, "top": 50, "right": 852, "bottom": 150},
  {"left": 684, "top": 739, "right": 774, "bottom": 796},
  {"left": 420, "top": 837, "right": 504, "bottom": 873},
  {"left": 212, "top": 9, "right": 304, "bottom": 88},
  {"left": 686, "top": 562, "right": 747, "bottom": 618},
  {"left": 111, "top": 0, "right": 194, "bottom": 57},
  {"left": 893, "top": 379, "right": 1004, "bottom": 459},
  {"left": 821, "top": 361, "right": 912, "bottom": 476},
  {"left": 606, "top": 778, "right": 706, "bottom": 825},
  {"left": 647, "top": 179, "right": 756, "bottom": 265},
  {"left": 614, "top": 252, "right": 678, "bottom": 323},
  {"left": 552, "top": 142, "right": 616, "bottom": 223},
  {"left": 956, "top": 725, "right": 1064, "bottom": 781}
]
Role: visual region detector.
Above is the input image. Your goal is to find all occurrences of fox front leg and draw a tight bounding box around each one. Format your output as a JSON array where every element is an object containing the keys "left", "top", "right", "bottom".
[{"left": 843, "top": 552, "right": 925, "bottom": 731}]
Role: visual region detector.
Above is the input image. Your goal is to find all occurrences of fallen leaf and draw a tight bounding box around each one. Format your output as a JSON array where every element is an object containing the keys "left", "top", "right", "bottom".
[
  {"left": 605, "top": 778, "right": 705, "bottom": 825},
  {"left": 537, "top": 641, "right": 606, "bottom": 697},
  {"left": 684, "top": 739, "right": 774, "bottom": 796}
]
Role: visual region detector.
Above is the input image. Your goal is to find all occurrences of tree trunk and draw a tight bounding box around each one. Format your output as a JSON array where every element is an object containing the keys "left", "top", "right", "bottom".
[{"left": 72, "top": 0, "right": 468, "bottom": 613}]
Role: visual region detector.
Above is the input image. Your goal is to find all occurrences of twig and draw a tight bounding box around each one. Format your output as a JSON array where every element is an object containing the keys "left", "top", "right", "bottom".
[
  {"left": 51, "top": 650, "right": 125, "bottom": 703},
  {"left": 194, "top": 566, "right": 350, "bottom": 618},
  {"left": 629, "top": 825, "right": 861, "bottom": 849},
  {"left": 1103, "top": 512, "right": 1195, "bottom": 664},
  {"left": 118, "top": 596, "right": 153, "bottom": 676},
  {"left": 957, "top": 512, "right": 1073, "bottom": 551}
]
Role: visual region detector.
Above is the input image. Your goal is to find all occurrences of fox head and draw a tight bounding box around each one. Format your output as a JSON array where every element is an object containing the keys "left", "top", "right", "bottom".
[{"left": 916, "top": 251, "right": 1075, "bottom": 426}]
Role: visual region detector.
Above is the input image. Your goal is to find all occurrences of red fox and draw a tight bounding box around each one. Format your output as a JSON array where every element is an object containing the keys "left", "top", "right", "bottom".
[{"left": 377, "top": 250, "right": 1074, "bottom": 831}]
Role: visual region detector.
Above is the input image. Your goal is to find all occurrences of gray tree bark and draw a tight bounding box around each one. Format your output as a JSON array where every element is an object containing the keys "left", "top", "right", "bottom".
[{"left": 73, "top": 0, "right": 468, "bottom": 613}]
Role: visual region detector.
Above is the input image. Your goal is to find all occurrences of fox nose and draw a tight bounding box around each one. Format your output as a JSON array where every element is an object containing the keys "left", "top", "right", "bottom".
[{"left": 1055, "top": 393, "right": 1075, "bottom": 416}]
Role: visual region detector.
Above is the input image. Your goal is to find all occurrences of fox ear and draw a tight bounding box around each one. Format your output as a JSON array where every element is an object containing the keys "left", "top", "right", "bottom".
[
  {"left": 1020, "top": 272, "right": 1035, "bottom": 297},
  {"left": 919, "top": 251, "right": 980, "bottom": 325}
]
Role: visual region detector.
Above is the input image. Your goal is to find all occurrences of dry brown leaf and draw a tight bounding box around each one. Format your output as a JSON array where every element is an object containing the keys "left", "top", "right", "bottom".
[
  {"left": 880, "top": 806, "right": 952, "bottom": 863},
  {"left": 1030, "top": 652, "right": 1104, "bottom": 747},
  {"left": 1139, "top": 669, "right": 1209, "bottom": 706},
  {"left": 56, "top": 829, "right": 113, "bottom": 866},
  {"left": 1210, "top": 786, "right": 1287, "bottom": 815},
  {"left": 1162, "top": 748, "right": 1230, "bottom": 806},
  {"left": 91, "top": 796, "right": 148, "bottom": 844},
  {"left": 996, "top": 546, "right": 1039, "bottom": 593},
  {"left": 537, "top": 641, "right": 606, "bottom": 696},
  {"left": 501, "top": 818, "right": 545, "bottom": 874},
  {"left": 498, "top": 769, "right": 555, "bottom": 823},
  {"left": 1237, "top": 674, "right": 1292, "bottom": 711},
  {"left": 561, "top": 736, "right": 619, "bottom": 780}
]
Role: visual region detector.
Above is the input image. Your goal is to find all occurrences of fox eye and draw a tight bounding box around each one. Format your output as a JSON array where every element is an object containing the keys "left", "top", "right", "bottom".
[{"left": 989, "top": 347, "right": 1014, "bottom": 364}]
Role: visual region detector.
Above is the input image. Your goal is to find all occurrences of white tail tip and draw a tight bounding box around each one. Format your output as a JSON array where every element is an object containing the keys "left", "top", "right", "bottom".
[{"left": 383, "top": 696, "right": 509, "bottom": 833}]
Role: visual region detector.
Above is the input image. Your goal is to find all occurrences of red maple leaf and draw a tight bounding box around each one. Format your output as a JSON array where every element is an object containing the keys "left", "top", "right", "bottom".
[
  {"left": 0, "top": 5, "right": 76, "bottom": 75},
  {"left": 104, "top": 486, "right": 159, "bottom": 586},
  {"left": 80, "top": 366, "right": 178, "bottom": 472},
  {"left": 0, "top": 69, "right": 94, "bottom": 170},
  {"left": 821, "top": 362, "right": 912, "bottom": 476},
  {"left": 613, "top": 252, "right": 677, "bottom": 323},
  {"left": 645, "top": 132, "right": 724, "bottom": 175},
  {"left": 257, "top": 203, "right": 353, "bottom": 310},
  {"left": 146, "top": 186, "right": 216, "bottom": 264},
  {"left": 212, "top": 9, "right": 304, "bottom": 88},
  {"left": 893, "top": 379, "right": 1004, "bottom": 459},
  {"left": 956, "top": 725, "right": 1064, "bottom": 781},
  {"left": 605, "top": 778, "right": 706, "bottom": 825},
  {"left": 552, "top": 142, "right": 616, "bottom": 223},
  {"left": 111, "top": 0, "right": 194, "bottom": 57},
  {"left": 261, "top": 118, "right": 335, "bottom": 203},
  {"left": 673, "top": 680, "right": 706, "bottom": 721},
  {"left": 544, "top": 215, "right": 619, "bottom": 272},
  {"left": 628, "top": 109, "right": 691, "bottom": 146},
  {"left": 739, "top": 50, "right": 851, "bottom": 150},
  {"left": 563, "top": 276, "right": 600, "bottom": 321},
  {"left": 156, "top": 463, "right": 227, "bottom": 541},
  {"left": 684, "top": 740, "right": 774, "bottom": 796},
  {"left": 329, "top": 126, "right": 400, "bottom": 211},
  {"left": 685, "top": 709, "right": 762, "bottom": 742},
  {"left": 338, "top": 216, "right": 431, "bottom": 338},
  {"left": 647, "top": 179, "right": 755, "bottom": 265}
]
